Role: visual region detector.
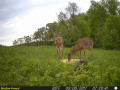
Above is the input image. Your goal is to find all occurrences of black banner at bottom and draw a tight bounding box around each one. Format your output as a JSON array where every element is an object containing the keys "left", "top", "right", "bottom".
[{"left": 0, "top": 86, "right": 119, "bottom": 90}]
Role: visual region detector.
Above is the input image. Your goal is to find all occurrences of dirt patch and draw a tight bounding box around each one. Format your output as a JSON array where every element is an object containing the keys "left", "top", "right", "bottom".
[{"left": 61, "top": 59, "right": 80, "bottom": 63}]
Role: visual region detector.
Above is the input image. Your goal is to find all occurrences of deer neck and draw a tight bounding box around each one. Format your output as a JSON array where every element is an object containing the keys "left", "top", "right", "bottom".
[
  {"left": 71, "top": 47, "right": 79, "bottom": 58},
  {"left": 55, "top": 37, "right": 58, "bottom": 41},
  {"left": 55, "top": 37, "right": 60, "bottom": 45}
]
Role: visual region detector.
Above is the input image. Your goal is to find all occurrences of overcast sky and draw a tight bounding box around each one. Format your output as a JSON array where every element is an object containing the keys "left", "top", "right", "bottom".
[{"left": 0, "top": 0, "right": 100, "bottom": 46}]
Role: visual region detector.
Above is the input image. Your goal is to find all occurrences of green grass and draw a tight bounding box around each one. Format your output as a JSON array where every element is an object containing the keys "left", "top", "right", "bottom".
[{"left": 0, "top": 45, "right": 120, "bottom": 86}]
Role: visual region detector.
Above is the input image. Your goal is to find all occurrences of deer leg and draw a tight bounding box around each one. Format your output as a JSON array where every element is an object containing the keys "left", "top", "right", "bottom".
[
  {"left": 91, "top": 51, "right": 93, "bottom": 59},
  {"left": 87, "top": 46, "right": 93, "bottom": 59},
  {"left": 83, "top": 47, "right": 87, "bottom": 60},
  {"left": 56, "top": 46, "right": 59, "bottom": 59},
  {"left": 90, "top": 46, "right": 93, "bottom": 59},
  {"left": 61, "top": 45, "right": 64, "bottom": 60},
  {"left": 80, "top": 51, "right": 82, "bottom": 61}
]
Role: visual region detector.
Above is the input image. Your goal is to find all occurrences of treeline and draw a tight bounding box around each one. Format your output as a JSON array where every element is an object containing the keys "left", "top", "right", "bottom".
[{"left": 13, "top": 0, "right": 120, "bottom": 50}]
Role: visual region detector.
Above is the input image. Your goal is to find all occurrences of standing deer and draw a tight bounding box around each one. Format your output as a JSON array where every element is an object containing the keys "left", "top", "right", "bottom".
[
  {"left": 53, "top": 33, "right": 64, "bottom": 59},
  {"left": 68, "top": 37, "right": 93, "bottom": 62}
]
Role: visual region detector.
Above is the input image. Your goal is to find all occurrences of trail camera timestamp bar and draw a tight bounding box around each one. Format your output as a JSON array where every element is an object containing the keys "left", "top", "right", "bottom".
[{"left": 52, "top": 86, "right": 110, "bottom": 90}]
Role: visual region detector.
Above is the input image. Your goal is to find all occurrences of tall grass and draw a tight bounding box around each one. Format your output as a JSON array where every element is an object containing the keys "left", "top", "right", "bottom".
[{"left": 0, "top": 45, "right": 120, "bottom": 86}]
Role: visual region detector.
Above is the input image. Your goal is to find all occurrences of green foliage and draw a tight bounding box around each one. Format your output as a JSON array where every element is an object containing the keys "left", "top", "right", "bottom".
[
  {"left": 46, "top": 22, "right": 57, "bottom": 40},
  {"left": 33, "top": 27, "right": 45, "bottom": 41},
  {"left": 87, "top": 0, "right": 108, "bottom": 48},
  {"left": 63, "top": 39, "right": 76, "bottom": 47},
  {"left": 105, "top": 0, "right": 119, "bottom": 15},
  {"left": 0, "top": 45, "right": 120, "bottom": 86},
  {"left": 24, "top": 36, "right": 31, "bottom": 43},
  {"left": 101, "top": 15, "right": 120, "bottom": 49},
  {"left": 13, "top": 0, "right": 120, "bottom": 50}
]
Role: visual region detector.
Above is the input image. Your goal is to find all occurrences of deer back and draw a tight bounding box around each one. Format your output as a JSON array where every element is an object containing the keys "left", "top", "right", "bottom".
[
  {"left": 77, "top": 38, "right": 93, "bottom": 48},
  {"left": 74, "top": 60, "right": 88, "bottom": 71}
]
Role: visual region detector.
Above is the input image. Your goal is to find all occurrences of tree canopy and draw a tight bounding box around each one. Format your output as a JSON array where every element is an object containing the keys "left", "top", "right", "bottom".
[{"left": 13, "top": 0, "right": 120, "bottom": 50}]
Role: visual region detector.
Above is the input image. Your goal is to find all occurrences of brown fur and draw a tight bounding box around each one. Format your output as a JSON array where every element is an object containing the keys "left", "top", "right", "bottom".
[
  {"left": 74, "top": 60, "right": 88, "bottom": 71},
  {"left": 53, "top": 33, "right": 64, "bottom": 59},
  {"left": 68, "top": 37, "right": 93, "bottom": 61}
]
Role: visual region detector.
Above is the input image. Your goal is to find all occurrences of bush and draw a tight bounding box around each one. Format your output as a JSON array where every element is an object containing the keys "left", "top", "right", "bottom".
[
  {"left": 63, "top": 39, "right": 76, "bottom": 47},
  {"left": 101, "top": 15, "right": 120, "bottom": 50}
]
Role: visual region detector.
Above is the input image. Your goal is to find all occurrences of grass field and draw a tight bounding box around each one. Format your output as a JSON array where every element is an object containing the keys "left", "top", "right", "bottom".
[{"left": 0, "top": 45, "right": 120, "bottom": 86}]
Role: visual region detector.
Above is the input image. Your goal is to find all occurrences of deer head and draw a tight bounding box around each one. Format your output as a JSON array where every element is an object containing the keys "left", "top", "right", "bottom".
[
  {"left": 68, "top": 50, "right": 72, "bottom": 62},
  {"left": 53, "top": 33, "right": 59, "bottom": 39}
]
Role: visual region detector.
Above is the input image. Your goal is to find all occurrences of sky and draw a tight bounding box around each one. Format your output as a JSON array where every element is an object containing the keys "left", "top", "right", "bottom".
[{"left": 0, "top": 0, "right": 100, "bottom": 46}]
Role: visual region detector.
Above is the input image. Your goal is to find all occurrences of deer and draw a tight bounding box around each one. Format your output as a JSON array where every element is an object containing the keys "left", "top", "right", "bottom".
[
  {"left": 73, "top": 60, "right": 88, "bottom": 71},
  {"left": 68, "top": 37, "right": 93, "bottom": 62},
  {"left": 53, "top": 33, "right": 64, "bottom": 60}
]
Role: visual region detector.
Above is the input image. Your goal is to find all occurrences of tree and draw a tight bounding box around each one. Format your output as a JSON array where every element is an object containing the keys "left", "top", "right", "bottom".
[
  {"left": 75, "top": 13, "right": 91, "bottom": 38},
  {"left": 65, "top": 2, "right": 80, "bottom": 25},
  {"left": 57, "top": 11, "right": 70, "bottom": 39},
  {"left": 24, "top": 36, "right": 31, "bottom": 43},
  {"left": 46, "top": 22, "right": 57, "bottom": 41},
  {"left": 17, "top": 38, "right": 24, "bottom": 45},
  {"left": 87, "top": 0, "right": 108, "bottom": 47},
  {"left": 101, "top": 15, "right": 120, "bottom": 49},
  {"left": 56, "top": 2, "right": 82, "bottom": 47},
  {"left": 13, "top": 40, "right": 18, "bottom": 46},
  {"left": 105, "top": 0, "right": 119, "bottom": 15},
  {"left": 33, "top": 27, "right": 45, "bottom": 41}
]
